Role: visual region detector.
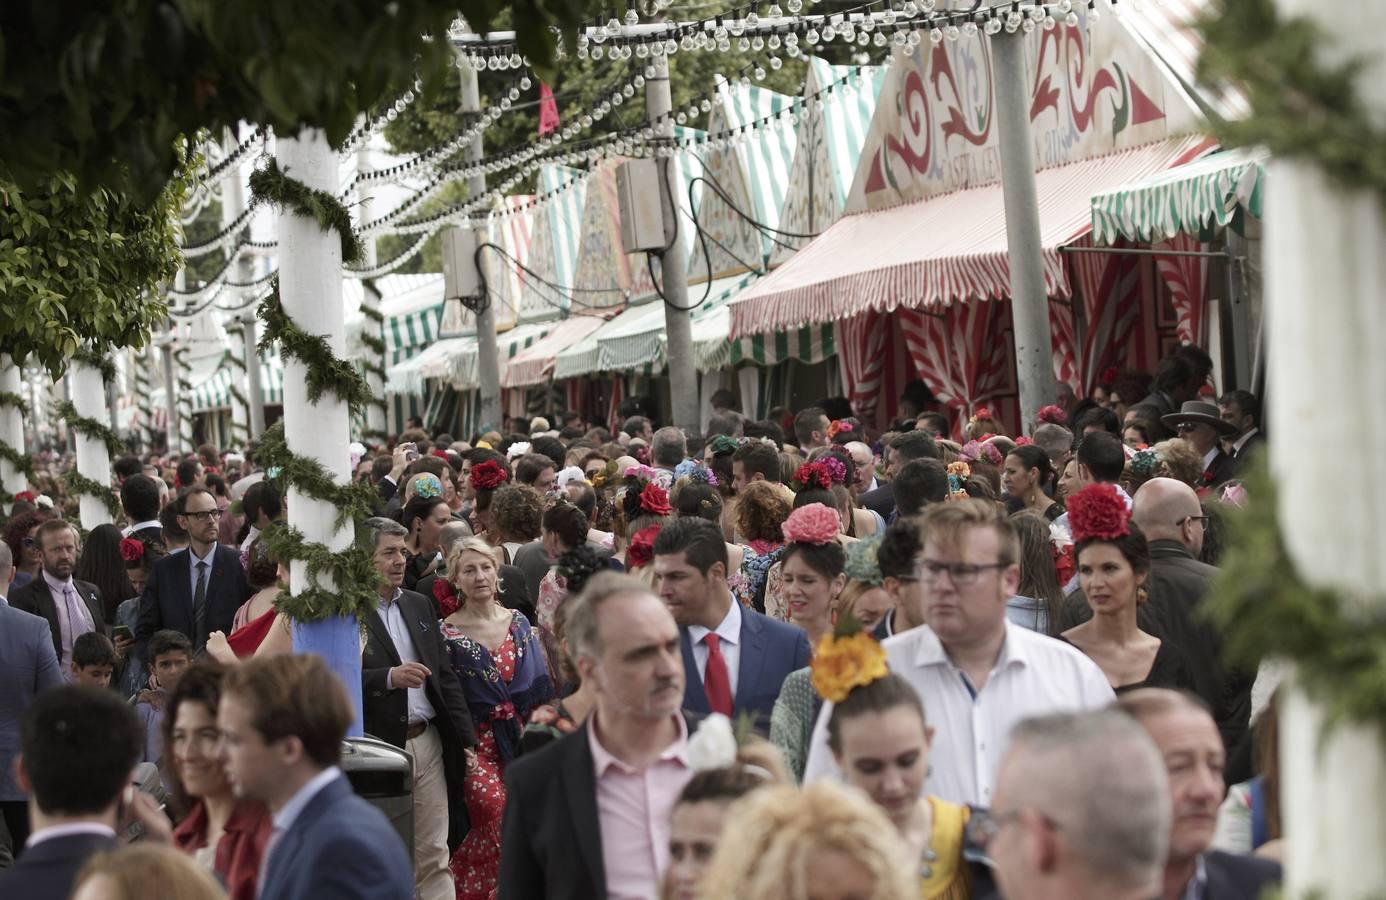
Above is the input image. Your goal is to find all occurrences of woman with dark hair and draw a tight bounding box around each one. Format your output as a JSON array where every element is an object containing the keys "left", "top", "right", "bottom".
[
  {"left": 535, "top": 499, "right": 596, "bottom": 633},
  {"left": 1001, "top": 445, "right": 1061, "bottom": 521},
  {"left": 161, "top": 661, "right": 273, "bottom": 898},
  {"left": 819, "top": 631, "right": 988, "bottom": 899},
  {"left": 701, "top": 435, "right": 740, "bottom": 541},
  {"left": 114, "top": 539, "right": 168, "bottom": 697},
  {"left": 4, "top": 508, "right": 50, "bottom": 589},
  {"left": 489, "top": 483, "right": 545, "bottom": 565},
  {"left": 74, "top": 523, "right": 137, "bottom": 623},
  {"left": 1008, "top": 512, "right": 1062, "bottom": 635},
  {"left": 1059, "top": 484, "right": 1194, "bottom": 693},
  {"left": 401, "top": 490, "right": 453, "bottom": 590},
  {"left": 206, "top": 540, "right": 291, "bottom": 662},
  {"left": 733, "top": 480, "right": 792, "bottom": 613},
  {"left": 776, "top": 503, "right": 847, "bottom": 648},
  {"left": 1123, "top": 419, "right": 1155, "bottom": 449}
]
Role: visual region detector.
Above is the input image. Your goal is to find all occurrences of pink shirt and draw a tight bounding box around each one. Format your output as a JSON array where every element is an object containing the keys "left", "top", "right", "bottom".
[{"left": 587, "top": 712, "right": 693, "bottom": 900}]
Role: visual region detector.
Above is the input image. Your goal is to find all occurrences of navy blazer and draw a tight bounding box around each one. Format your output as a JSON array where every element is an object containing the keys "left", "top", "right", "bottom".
[
  {"left": 679, "top": 605, "right": 812, "bottom": 734},
  {"left": 0, "top": 602, "right": 62, "bottom": 801},
  {"left": 135, "top": 544, "right": 253, "bottom": 648},
  {"left": 258, "top": 773, "right": 413, "bottom": 900},
  {"left": 0, "top": 831, "right": 116, "bottom": 900},
  {"left": 1204, "top": 850, "right": 1281, "bottom": 899},
  {"left": 8, "top": 576, "right": 104, "bottom": 663}
]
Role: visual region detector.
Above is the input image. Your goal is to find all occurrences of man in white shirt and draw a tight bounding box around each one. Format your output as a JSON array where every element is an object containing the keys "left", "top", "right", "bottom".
[
  {"left": 219, "top": 654, "right": 412, "bottom": 900},
  {"left": 0, "top": 685, "right": 142, "bottom": 899},
  {"left": 803, "top": 500, "right": 1114, "bottom": 805}
]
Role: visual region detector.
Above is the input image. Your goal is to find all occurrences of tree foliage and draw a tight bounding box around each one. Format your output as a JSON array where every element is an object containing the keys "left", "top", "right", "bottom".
[
  {"left": 0, "top": 168, "right": 187, "bottom": 376},
  {"left": 0, "top": 0, "right": 584, "bottom": 202}
]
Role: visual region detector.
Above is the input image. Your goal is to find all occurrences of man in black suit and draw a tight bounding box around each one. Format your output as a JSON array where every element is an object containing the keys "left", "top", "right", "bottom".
[
  {"left": 499, "top": 572, "right": 693, "bottom": 900},
  {"left": 10, "top": 519, "right": 104, "bottom": 677},
  {"left": 136, "top": 486, "right": 253, "bottom": 654},
  {"left": 361, "top": 518, "right": 477, "bottom": 900},
  {"left": 0, "top": 685, "right": 143, "bottom": 899},
  {"left": 1218, "top": 390, "right": 1266, "bottom": 464},
  {"left": 858, "top": 430, "right": 939, "bottom": 521},
  {"left": 1161, "top": 401, "right": 1240, "bottom": 488},
  {"left": 119, "top": 474, "right": 164, "bottom": 546},
  {"left": 1119, "top": 690, "right": 1281, "bottom": 900}
]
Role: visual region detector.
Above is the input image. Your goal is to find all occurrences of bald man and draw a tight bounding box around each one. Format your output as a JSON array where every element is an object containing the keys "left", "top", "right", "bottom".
[
  {"left": 988, "top": 710, "right": 1170, "bottom": 900},
  {"left": 1058, "top": 478, "right": 1254, "bottom": 756}
]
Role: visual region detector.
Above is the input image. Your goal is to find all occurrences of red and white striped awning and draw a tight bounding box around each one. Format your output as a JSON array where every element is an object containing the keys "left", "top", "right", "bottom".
[
  {"left": 500, "top": 314, "right": 612, "bottom": 388},
  {"left": 729, "top": 136, "right": 1213, "bottom": 337}
]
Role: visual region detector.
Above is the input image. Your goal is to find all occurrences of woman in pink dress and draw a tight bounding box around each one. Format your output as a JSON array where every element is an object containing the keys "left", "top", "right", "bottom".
[
  {"left": 205, "top": 541, "right": 291, "bottom": 662},
  {"left": 440, "top": 537, "right": 553, "bottom": 900}
]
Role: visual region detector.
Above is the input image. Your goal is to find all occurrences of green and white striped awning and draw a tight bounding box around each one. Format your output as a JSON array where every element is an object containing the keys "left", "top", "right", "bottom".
[
  {"left": 518, "top": 164, "right": 587, "bottom": 319},
  {"left": 727, "top": 322, "right": 837, "bottom": 367},
  {"left": 178, "top": 345, "right": 285, "bottom": 412},
  {"left": 1091, "top": 146, "right": 1267, "bottom": 245},
  {"left": 387, "top": 323, "right": 555, "bottom": 394},
  {"left": 596, "top": 274, "right": 759, "bottom": 373}
]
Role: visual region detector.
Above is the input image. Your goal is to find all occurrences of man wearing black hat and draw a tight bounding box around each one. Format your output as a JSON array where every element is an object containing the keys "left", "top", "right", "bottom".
[{"left": 1161, "top": 401, "right": 1239, "bottom": 488}]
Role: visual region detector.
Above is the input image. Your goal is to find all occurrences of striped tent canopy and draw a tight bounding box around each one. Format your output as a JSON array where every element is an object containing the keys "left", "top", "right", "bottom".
[
  {"left": 769, "top": 59, "right": 888, "bottom": 268},
  {"left": 1090, "top": 146, "right": 1267, "bottom": 245},
  {"left": 570, "top": 158, "right": 655, "bottom": 307},
  {"left": 552, "top": 301, "right": 662, "bottom": 381},
  {"left": 667, "top": 125, "right": 707, "bottom": 269},
  {"left": 386, "top": 339, "right": 458, "bottom": 397},
  {"left": 1115, "top": 0, "right": 1248, "bottom": 121},
  {"left": 175, "top": 343, "right": 285, "bottom": 412},
  {"left": 687, "top": 77, "right": 797, "bottom": 283},
  {"left": 593, "top": 274, "right": 758, "bottom": 374},
  {"left": 388, "top": 322, "right": 558, "bottom": 393},
  {"left": 519, "top": 164, "right": 588, "bottom": 321},
  {"left": 727, "top": 323, "right": 837, "bottom": 367},
  {"left": 501, "top": 314, "right": 612, "bottom": 388}
]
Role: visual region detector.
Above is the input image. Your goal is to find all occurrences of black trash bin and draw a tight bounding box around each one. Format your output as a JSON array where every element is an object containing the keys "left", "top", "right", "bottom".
[{"left": 341, "top": 736, "right": 414, "bottom": 868}]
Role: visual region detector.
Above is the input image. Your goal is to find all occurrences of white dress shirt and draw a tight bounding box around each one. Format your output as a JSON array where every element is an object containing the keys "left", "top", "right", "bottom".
[
  {"left": 123, "top": 520, "right": 162, "bottom": 537},
  {"left": 25, "top": 821, "right": 116, "bottom": 849},
  {"left": 380, "top": 588, "right": 436, "bottom": 725},
  {"left": 687, "top": 596, "right": 742, "bottom": 701},
  {"left": 802, "top": 621, "right": 1114, "bottom": 806}
]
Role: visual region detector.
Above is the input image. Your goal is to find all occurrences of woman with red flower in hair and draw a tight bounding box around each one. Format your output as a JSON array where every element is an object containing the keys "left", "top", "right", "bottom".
[
  {"left": 611, "top": 470, "right": 673, "bottom": 583},
  {"left": 1058, "top": 484, "right": 1195, "bottom": 694}
]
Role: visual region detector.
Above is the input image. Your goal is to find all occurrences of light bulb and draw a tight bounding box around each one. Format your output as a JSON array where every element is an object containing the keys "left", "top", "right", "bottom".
[
  {"left": 1043, "top": 15, "right": 1056, "bottom": 29},
  {"left": 738, "top": 36, "right": 751, "bottom": 50},
  {"left": 509, "top": 53, "right": 522, "bottom": 67},
  {"left": 519, "top": 76, "right": 532, "bottom": 89},
  {"left": 636, "top": 42, "right": 649, "bottom": 57},
  {"left": 745, "top": 11, "right": 759, "bottom": 28},
  {"left": 767, "top": 4, "right": 782, "bottom": 17},
  {"left": 769, "top": 55, "right": 782, "bottom": 69},
  {"left": 633, "top": 74, "right": 645, "bottom": 87},
  {"left": 606, "top": 15, "right": 622, "bottom": 34},
  {"left": 753, "top": 66, "right": 766, "bottom": 80},
  {"left": 1065, "top": 11, "right": 1079, "bottom": 25},
  {"left": 930, "top": 26, "right": 943, "bottom": 43},
  {"left": 1022, "top": 18, "right": 1034, "bottom": 32},
  {"left": 676, "top": 111, "right": 687, "bottom": 124},
  {"left": 985, "top": 16, "right": 1002, "bottom": 34},
  {"left": 717, "top": 37, "right": 731, "bottom": 51},
  {"left": 752, "top": 35, "right": 764, "bottom": 50},
  {"left": 805, "top": 27, "right": 819, "bottom": 43},
  {"left": 624, "top": 7, "right": 639, "bottom": 25},
  {"left": 622, "top": 84, "right": 635, "bottom": 97},
  {"left": 945, "top": 24, "right": 959, "bottom": 40},
  {"left": 786, "top": 0, "right": 802, "bottom": 11},
  {"left": 963, "top": 20, "right": 978, "bottom": 35},
  {"left": 592, "top": 45, "right": 605, "bottom": 59}
]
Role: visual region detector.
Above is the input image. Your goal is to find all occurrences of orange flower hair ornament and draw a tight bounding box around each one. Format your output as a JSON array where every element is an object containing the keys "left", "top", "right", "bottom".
[
  {"left": 811, "top": 618, "right": 889, "bottom": 704},
  {"left": 1067, "top": 483, "right": 1132, "bottom": 543}
]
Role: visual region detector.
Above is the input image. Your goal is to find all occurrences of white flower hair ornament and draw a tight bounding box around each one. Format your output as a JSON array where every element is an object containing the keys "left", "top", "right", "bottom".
[
  {"left": 507, "top": 442, "right": 532, "bottom": 462},
  {"left": 556, "top": 466, "right": 587, "bottom": 489},
  {"left": 687, "top": 713, "right": 739, "bottom": 772}
]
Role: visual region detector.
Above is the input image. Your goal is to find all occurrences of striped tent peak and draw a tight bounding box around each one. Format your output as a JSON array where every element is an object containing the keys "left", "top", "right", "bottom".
[
  {"left": 669, "top": 125, "right": 708, "bottom": 268},
  {"left": 715, "top": 77, "right": 798, "bottom": 232},
  {"left": 521, "top": 164, "right": 591, "bottom": 318},
  {"left": 570, "top": 158, "right": 647, "bottom": 306},
  {"left": 769, "top": 57, "right": 889, "bottom": 269},
  {"left": 1113, "top": 0, "right": 1249, "bottom": 121}
]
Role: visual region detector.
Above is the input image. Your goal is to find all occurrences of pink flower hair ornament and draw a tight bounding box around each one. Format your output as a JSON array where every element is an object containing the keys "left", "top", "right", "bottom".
[{"left": 782, "top": 503, "right": 841, "bottom": 545}]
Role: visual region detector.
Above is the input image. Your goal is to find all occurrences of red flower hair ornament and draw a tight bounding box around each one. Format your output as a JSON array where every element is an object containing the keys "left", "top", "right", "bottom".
[
  {"left": 627, "top": 525, "right": 663, "bottom": 569},
  {"left": 119, "top": 538, "right": 146, "bottom": 563},
  {"left": 1067, "top": 483, "right": 1131, "bottom": 543},
  {"left": 639, "top": 482, "right": 672, "bottom": 517},
  {"left": 433, "top": 578, "right": 461, "bottom": 618},
  {"left": 1037, "top": 405, "right": 1067, "bottom": 426},
  {"left": 470, "top": 460, "right": 510, "bottom": 491}
]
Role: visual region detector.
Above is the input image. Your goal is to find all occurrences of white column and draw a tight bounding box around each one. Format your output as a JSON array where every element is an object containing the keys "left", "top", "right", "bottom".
[
  {"left": 228, "top": 325, "right": 250, "bottom": 445},
  {"left": 72, "top": 358, "right": 113, "bottom": 527},
  {"left": 356, "top": 145, "right": 388, "bottom": 438},
  {"left": 243, "top": 314, "right": 266, "bottom": 438},
  {"left": 1270, "top": 2, "right": 1386, "bottom": 895},
  {"left": 160, "top": 340, "right": 179, "bottom": 454},
  {"left": 275, "top": 129, "right": 363, "bottom": 733},
  {"left": 0, "top": 355, "right": 26, "bottom": 497}
]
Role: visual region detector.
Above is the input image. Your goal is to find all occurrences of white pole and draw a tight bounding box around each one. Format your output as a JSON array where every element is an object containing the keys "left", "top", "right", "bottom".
[
  {"left": 356, "top": 145, "right": 388, "bottom": 439},
  {"left": 243, "top": 313, "right": 266, "bottom": 438},
  {"left": 177, "top": 349, "right": 194, "bottom": 453},
  {"left": 1269, "top": 1, "right": 1386, "bottom": 895},
  {"left": 461, "top": 67, "right": 503, "bottom": 434},
  {"left": 0, "top": 355, "right": 26, "bottom": 498},
  {"left": 275, "top": 128, "right": 363, "bottom": 733},
  {"left": 72, "top": 358, "right": 114, "bottom": 528}
]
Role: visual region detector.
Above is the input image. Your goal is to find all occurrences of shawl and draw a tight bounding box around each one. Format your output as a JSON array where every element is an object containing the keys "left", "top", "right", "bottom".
[{"left": 446, "top": 611, "right": 554, "bottom": 765}]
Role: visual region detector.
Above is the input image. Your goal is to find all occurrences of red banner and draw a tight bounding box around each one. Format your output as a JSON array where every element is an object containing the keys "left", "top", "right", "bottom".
[{"left": 538, "top": 83, "right": 560, "bottom": 136}]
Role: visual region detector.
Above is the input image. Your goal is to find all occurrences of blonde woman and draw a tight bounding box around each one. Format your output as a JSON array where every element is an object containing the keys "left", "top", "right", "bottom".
[
  {"left": 699, "top": 780, "right": 915, "bottom": 900},
  {"left": 440, "top": 537, "right": 555, "bottom": 899},
  {"left": 72, "top": 845, "right": 227, "bottom": 900}
]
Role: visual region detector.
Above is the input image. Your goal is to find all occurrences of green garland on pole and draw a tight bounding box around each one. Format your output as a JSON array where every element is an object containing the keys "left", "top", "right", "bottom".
[
  {"left": 0, "top": 391, "right": 28, "bottom": 416},
  {"left": 248, "top": 159, "right": 365, "bottom": 265},
  {"left": 63, "top": 469, "right": 121, "bottom": 519},
  {"left": 360, "top": 303, "right": 385, "bottom": 325},
  {"left": 258, "top": 287, "right": 373, "bottom": 409},
  {"left": 1198, "top": 0, "right": 1386, "bottom": 202},
  {"left": 361, "top": 333, "right": 386, "bottom": 357},
  {"left": 0, "top": 389, "right": 33, "bottom": 493},
  {"left": 1207, "top": 461, "right": 1386, "bottom": 742},
  {"left": 56, "top": 400, "right": 122, "bottom": 458},
  {"left": 247, "top": 159, "right": 383, "bottom": 622},
  {"left": 228, "top": 382, "right": 248, "bottom": 408},
  {"left": 70, "top": 347, "right": 117, "bottom": 384}
]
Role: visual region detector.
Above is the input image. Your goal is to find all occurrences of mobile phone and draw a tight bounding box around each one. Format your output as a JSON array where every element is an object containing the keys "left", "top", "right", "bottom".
[
  {"left": 113, "top": 624, "right": 134, "bottom": 641},
  {"left": 403, "top": 441, "right": 420, "bottom": 463}
]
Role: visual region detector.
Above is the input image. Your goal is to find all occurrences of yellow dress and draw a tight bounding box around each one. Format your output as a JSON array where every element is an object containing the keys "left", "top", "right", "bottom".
[{"left": 920, "top": 796, "right": 972, "bottom": 900}]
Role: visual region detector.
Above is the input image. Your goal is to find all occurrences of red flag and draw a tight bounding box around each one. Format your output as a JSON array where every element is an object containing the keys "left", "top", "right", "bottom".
[{"left": 538, "top": 83, "right": 560, "bottom": 136}]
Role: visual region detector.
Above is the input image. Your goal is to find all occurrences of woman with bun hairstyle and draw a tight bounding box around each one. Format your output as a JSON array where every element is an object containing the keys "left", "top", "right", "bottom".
[
  {"left": 820, "top": 627, "right": 992, "bottom": 899},
  {"left": 534, "top": 499, "right": 598, "bottom": 633},
  {"left": 1001, "top": 444, "right": 1061, "bottom": 521},
  {"left": 1058, "top": 484, "right": 1195, "bottom": 693}
]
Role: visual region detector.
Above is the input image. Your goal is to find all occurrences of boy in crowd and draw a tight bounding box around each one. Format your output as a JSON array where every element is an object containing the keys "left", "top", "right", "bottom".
[
  {"left": 69, "top": 632, "right": 118, "bottom": 689},
  {"left": 133, "top": 630, "right": 193, "bottom": 767}
]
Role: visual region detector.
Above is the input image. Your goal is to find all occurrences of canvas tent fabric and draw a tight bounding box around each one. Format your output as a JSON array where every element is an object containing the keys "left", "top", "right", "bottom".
[
  {"left": 501, "top": 314, "right": 612, "bottom": 387},
  {"left": 1090, "top": 146, "right": 1267, "bottom": 245}
]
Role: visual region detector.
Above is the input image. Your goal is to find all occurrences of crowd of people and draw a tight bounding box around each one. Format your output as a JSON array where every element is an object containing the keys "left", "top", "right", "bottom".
[{"left": 0, "top": 345, "right": 1285, "bottom": 900}]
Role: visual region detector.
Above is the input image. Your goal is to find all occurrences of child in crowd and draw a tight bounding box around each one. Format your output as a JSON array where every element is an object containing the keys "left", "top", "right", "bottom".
[
  {"left": 134, "top": 629, "right": 194, "bottom": 770},
  {"left": 70, "top": 631, "right": 118, "bottom": 689}
]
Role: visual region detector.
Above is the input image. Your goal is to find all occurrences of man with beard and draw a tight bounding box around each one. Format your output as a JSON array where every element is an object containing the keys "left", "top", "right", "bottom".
[
  {"left": 498, "top": 573, "right": 694, "bottom": 900},
  {"left": 1118, "top": 689, "right": 1281, "bottom": 900}
]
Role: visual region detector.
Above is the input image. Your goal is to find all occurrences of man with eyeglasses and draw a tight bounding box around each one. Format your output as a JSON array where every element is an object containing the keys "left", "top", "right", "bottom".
[
  {"left": 136, "top": 487, "right": 253, "bottom": 655},
  {"left": 979, "top": 710, "right": 1171, "bottom": 900},
  {"left": 803, "top": 500, "right": 1114, "bottom": 806}
]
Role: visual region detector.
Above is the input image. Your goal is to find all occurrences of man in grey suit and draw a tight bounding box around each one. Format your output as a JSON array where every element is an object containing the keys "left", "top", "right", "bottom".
[{"left": 0, "top": 541, "right": 63, "bottom": 861}]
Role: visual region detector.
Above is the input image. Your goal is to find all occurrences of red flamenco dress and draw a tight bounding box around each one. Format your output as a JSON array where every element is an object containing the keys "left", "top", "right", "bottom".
[{"left": 442, "top": 610, "right": 553, "bottom": 900}]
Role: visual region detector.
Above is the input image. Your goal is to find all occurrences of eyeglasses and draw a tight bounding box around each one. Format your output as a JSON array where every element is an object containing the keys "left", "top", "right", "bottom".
[
  {"left": 1180, "top": 515, "right": 1210, "bottom": 528},
  {"left": 183, "top": 509, "right": 223, "bottom": 521},
  {"left": 966, "top": 808, "right": 1062, "bottom": 867},
  {"left": 1175, "top": 424, "right": 1199, "bottom": 434},
  {"left": 915, "top": 559, "right": 1010, "bottom": 586}
]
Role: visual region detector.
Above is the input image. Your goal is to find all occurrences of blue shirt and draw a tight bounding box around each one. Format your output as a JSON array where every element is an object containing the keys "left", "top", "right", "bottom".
[{"left": 187, "top": 544, "right": 217, "bottom": 603}]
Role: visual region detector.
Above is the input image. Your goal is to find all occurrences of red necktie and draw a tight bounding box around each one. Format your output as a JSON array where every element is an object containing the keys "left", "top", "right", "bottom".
[{"left": 702, "top": 634, "right": 733, "bottom": 716}]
